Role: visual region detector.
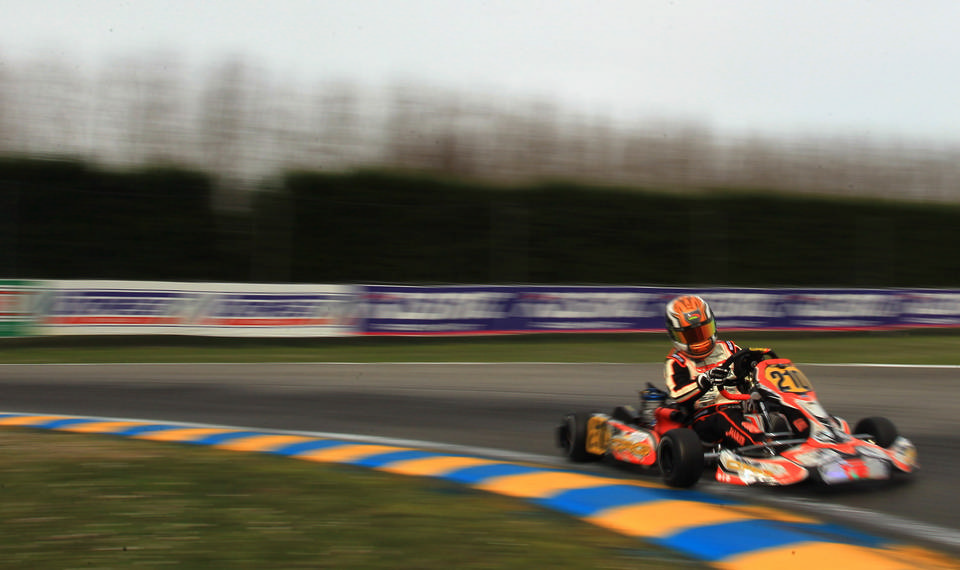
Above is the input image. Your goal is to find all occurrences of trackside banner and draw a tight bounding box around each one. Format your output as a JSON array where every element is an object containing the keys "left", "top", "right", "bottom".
[
  {"left": 0, "top": 280, "right": 41, "bottom": 337},
  {"left": 36, "top": 281, "right": 355, "bottom": 337},
  {"left": 357, "top": 285, "right": 659, "bottom": 334},
  {"left": 357, "top": 285, "right": 960, "bottom": 335},
  {"left": 18, "top": 281, "right": 960, "bottom": 337}
]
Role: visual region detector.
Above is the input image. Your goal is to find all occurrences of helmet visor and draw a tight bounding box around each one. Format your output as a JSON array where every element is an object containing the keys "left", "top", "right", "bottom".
[{"left": 671, "top": 319, "right": 716, "bottom": 346}]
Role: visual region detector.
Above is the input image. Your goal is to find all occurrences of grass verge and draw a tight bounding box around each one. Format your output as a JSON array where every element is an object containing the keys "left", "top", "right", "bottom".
[{"left": 0, "top": 429, "right": 702, "bottom": 569}]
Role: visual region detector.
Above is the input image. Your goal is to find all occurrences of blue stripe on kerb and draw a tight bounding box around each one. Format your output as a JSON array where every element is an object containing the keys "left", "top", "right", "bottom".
[
  {"left": 442, "top": 463, "right": 545, "bottom": 484},
  {"left": 269, "top": 439, "right": 352, "bottom": 456},
  {"left": 780, "top": 521, "right": 890, "bottom": 548},
  {"left": 538, "top": 485, "right": 736, "bottom": 518},
  {"left": 350, "top": 450, "right": 441, "bottom": 468},
  {"left": 658, "top": 519, "right": 894, "bottom": 562},
  {"left": 112, "top": 424, "right": 183, "bottom": 436},
  {"left": 538, "top": 485, "right": 661, "bottom": 517},
  {"left": 192, "top": 431, "right": 270, "bottom": 445},
  {"left": 657, "top": 519, "right": 830, "bottom": 561}
]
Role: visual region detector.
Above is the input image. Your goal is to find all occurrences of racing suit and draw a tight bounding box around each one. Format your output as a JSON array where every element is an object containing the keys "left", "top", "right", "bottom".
[{"left": 664, "top": 340, "right": 765, "bottom": 448}]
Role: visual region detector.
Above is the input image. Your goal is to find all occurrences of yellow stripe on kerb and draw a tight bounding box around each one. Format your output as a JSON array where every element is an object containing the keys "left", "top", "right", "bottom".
[
  {"left": 376, "top": 456, "right": 498, "bottom": 477},
  {"left": 57, "top": 421, "right": 150, "bottom": 434},
  {"left": 716, "top": 541, "right": 956, "bottom": 570},
  {"left": 723, "top": 504, "right": 818, "bottom": 525},
  {"left": 476, "top": 471, "right": 649, "bottom": 499},
  {"left": 132, "top": 428, "right": 238, "bottom": 442},
  {"left": 216, "top": 435, "right": 318, "bottom": 452},
  {"left": 588, "top": 500, "right": 759, "bottom": 538},
  {"left": 297, "top": 444, "right": 410, "bottom": 463},
  {"left": 0, "top": 415, "right": 71, "bottom": 426}
]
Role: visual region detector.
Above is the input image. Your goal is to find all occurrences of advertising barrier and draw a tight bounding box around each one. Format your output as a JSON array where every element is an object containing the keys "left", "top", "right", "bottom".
[
  {"left": 357, "top": 285, "right": 960, "bottom": 335},
  {"left": 13, "top": 281, "right": 960, "bottom": 337},
  {"left": 36, "top": 281, "right": 355, "bottom": 337},
  {"left": 0, "top": 280, "right": 40, "bottom": 337}
]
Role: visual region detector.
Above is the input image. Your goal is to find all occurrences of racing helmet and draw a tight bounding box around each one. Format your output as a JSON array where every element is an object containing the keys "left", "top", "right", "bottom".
[{"left": 665, "top": 295, "right": 717, "bottom": 358}]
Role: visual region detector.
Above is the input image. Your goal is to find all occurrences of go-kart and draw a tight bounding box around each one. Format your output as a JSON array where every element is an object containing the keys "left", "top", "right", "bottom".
[{"left": 556, "top": 348, "right": 918, "bottom": 488}]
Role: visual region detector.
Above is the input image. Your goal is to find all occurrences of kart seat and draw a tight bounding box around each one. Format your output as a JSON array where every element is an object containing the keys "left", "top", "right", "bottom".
[
  {"left": 664, "top": 403, "right": 691, "bottom": 425},
  {"left": 612, "top": 405, "right": 642, "bottom": 424}
]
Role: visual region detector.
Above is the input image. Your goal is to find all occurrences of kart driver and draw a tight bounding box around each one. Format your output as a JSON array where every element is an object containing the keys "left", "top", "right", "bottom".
[{"left": 663, "top": 295, "right": 764, "bottom": 449}]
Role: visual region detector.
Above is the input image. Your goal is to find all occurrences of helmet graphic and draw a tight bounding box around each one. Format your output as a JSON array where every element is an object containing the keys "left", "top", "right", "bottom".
[{"left": 665, "top": 295, "right": 717, "bottom": 358}]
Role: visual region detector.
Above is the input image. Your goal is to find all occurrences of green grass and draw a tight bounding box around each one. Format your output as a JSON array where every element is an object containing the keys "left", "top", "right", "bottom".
[
  {"left": 1, "top": 330, "right": 959, "bottom": 364},
  {"left": 0, "top": 429, "right": 702, "bottom": 569}
]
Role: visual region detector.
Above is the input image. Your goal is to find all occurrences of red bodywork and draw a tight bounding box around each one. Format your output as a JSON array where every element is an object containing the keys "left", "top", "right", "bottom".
[{"left": 589, "top": 354, "right": 918, "bottom": 486}]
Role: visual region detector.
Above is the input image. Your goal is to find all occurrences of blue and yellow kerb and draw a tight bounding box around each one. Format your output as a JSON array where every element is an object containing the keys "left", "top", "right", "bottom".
[{"left": 1, "top": 412, "right": 956, "bottom": 569}]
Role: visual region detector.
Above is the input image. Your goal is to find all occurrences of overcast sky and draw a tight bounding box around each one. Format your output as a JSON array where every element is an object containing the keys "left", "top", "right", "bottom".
[{"left": 2, "top": 0, "right": 958, "bottom": 143}]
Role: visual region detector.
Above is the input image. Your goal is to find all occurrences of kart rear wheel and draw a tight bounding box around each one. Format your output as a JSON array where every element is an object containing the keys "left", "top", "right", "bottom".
[
  {"left": 657, "top": 428, "right": 704, "bottom": 488},
  {"left": 560, "top": 411, "right": 601, "bottom": 462},
  {"left": 854, "top": 416, "right": 898, "bottom": 448}
]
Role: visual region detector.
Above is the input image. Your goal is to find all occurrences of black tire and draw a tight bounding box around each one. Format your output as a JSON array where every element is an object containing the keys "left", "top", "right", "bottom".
[
  {"left": 560, "top": 411, "right": 601, "bottom": 462},
  {"left": 854, "top": 416, "right": 899, "bottom": 448},
  {"left": 657, "top": 428, "right": 704, "bottom": 488}
]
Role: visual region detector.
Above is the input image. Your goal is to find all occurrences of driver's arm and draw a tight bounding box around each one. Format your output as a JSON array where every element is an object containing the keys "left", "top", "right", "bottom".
[{"left": 664, "top": 356, "right": 702, "bottom": 406}]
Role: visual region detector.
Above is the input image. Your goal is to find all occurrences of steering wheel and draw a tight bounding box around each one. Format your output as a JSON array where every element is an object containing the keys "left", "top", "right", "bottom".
[
  {"left": 720, "top": 348, "right": 778, "bottom": 382},
  {"left": 712, "top": 348, "right": 776, "bottom": 401}
]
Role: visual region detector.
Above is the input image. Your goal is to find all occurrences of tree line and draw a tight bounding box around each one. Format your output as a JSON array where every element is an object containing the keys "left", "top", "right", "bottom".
[{"left": 3, "top": 158, "right": 960, "bottom": 288}]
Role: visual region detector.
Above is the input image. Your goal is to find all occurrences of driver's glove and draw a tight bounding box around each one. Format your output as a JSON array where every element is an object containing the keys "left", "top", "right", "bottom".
[
  {"left": 708, "top": 367, "right": 729, "bottom": 381},
  {"left": 696, "top": 373, "right": 713, "bottom": 392}
]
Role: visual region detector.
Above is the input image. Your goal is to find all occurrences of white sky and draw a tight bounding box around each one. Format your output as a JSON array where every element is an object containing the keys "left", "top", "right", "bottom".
[{"left": 2, "top": 0, "right": 959, "bottom": 142}]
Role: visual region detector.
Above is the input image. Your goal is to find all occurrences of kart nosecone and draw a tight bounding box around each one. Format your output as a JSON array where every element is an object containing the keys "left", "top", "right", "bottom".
[{"left": 557, "top": 348, "right": 918, "bottom": 488}]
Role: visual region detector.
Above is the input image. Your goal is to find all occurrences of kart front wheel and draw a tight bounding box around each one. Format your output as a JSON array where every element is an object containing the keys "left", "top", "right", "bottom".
[
  {"left": 560, "top": 411, "right": 601, "bottom": 463},
  {"left": 657, "top": 428, "right": 704, "bottom": 488},
  {"left": 854, "top": 416, "right": 898, "bottom": 448}
]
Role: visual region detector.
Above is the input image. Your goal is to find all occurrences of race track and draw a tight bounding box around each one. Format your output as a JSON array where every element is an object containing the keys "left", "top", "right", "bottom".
[{"left": 1, "top": 361, "right": 958, "bottom": 555}]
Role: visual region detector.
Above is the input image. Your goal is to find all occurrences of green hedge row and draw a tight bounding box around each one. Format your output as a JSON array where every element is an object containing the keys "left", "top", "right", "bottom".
[
  {"left": 2, "top": 157, "right": 959, "bottom": 287},
  {"left": 0, "top": 158, "right": 229, "bottom": 281}
]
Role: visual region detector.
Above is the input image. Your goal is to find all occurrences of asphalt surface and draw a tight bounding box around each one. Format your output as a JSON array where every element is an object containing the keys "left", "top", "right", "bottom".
[{"left": 1, "top": 361, "right": 958, "bottom": 553}]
